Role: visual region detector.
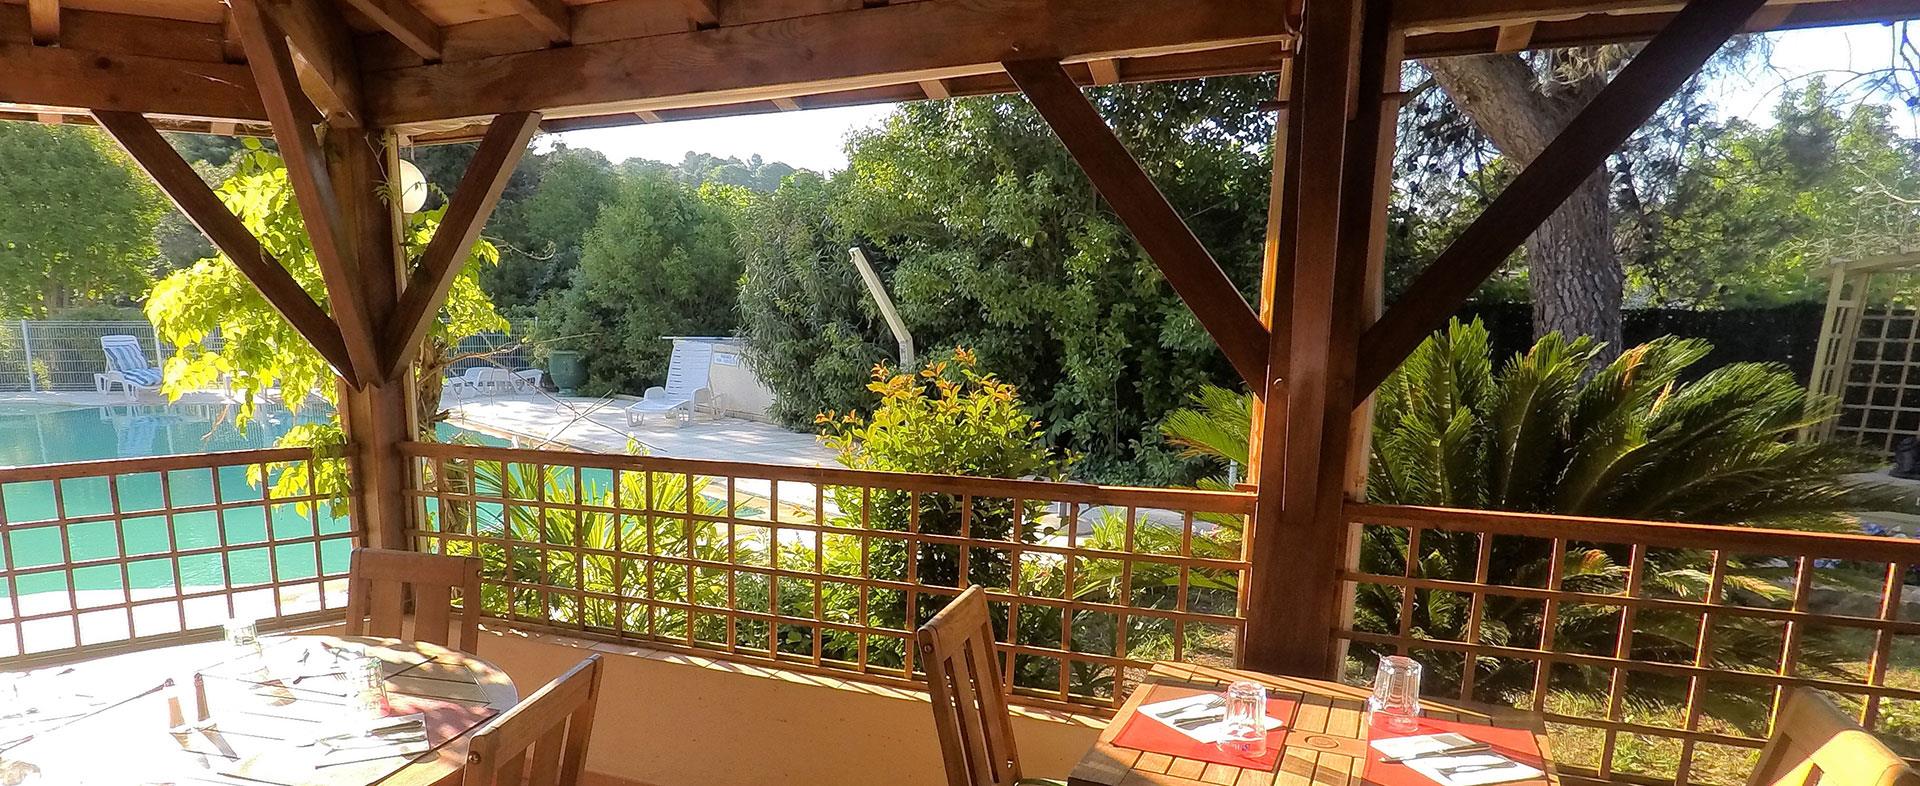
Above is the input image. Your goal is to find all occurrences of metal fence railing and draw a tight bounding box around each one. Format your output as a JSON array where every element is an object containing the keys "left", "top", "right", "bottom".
[{"left": 0, "top": 321, "right": 207, "bottom": 393}]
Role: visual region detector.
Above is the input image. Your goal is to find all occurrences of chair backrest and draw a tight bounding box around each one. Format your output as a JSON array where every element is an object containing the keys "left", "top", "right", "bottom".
[
  {"left": 464, "top": 654, "right": 603, "bottom": 786},
  {"left": 100, "top": 335, "right": 153, "bottom": 373},
  {"left": 917, "top": 585, "right": 1022, "bottom": 786},
  {"left": 1749, "top": 688, "right": 1920, "bottom": 786},
  {"left": 660, "top": 341, "right": 712, "bottom": 398},
  {"left": 343, "top": 548, "right": 484, "bottom": 653}
]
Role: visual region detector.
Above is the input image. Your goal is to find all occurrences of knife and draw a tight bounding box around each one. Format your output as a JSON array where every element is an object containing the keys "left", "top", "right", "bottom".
[{"left": 1380, "top": 743, "right": 1494, "bottom": 764}]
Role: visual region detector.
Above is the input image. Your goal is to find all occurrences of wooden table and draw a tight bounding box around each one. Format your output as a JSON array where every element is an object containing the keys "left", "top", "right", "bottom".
[
  {"left": 1068, "top": 663, "right": 1557, "bottom": 786},
  {"left": 0, "top": 634, "right": 517, "bottom": 786}
]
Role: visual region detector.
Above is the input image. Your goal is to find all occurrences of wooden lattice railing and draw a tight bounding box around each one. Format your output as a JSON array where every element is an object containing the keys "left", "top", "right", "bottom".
[
  {"left": 1340, "top": 502, "right": 1920, "bottom": 786},
  {"left": 402, "top": 441, "right": 1253, "bottom": 713},
  {"left": 0, "top": 447, "right": 355, "bottom": 665}
]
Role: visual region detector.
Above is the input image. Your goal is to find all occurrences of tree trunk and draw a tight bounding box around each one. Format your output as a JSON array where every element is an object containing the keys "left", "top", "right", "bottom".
[{"left": 1424, "top": 53, "right": 1624, "bottom": 359}]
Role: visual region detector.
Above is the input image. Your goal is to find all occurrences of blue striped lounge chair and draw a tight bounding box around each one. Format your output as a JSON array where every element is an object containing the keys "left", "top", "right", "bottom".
[{"left": 98, "top": 335, "right": 163, "bottom": 400}]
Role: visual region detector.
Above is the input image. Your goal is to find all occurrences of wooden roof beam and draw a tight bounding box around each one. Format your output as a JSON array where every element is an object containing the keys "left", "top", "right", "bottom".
[
  {"left": 91, "top": 109, "right": 357, "bottom": 380},
  {"left": 338, "top": 0, "right": 443, "bottom": 61},
  {"left": 380, "top": 111, "right": 541, "bottom": 381},
  {"left": 1005, "top": 58, "right": 1268, "bottom": 387},
  {"left": 366, "top": 0, "right": 1292, "bottom": 127},
  {"left": 503, "top": 0, "right": 570, "bottom": 44},
  {"left": 1394, "top": 0, "right": 1844, "bottom": 33},
  {"left": 1355, "top": 0, "right": 1770, "bottom": 396},
  {"left": 0, "top": 42, "right": 266, "bottom": 120},
  {"left": 263, "top": 0, "right": 364, "bottom": 125},
  {"left": 231, "top": 0, "right": 379, "bottom": 386}
]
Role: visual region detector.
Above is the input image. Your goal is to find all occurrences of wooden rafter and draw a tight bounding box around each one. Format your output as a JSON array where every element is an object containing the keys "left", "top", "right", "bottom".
[
  {"left": 91, "top": 110, "right": 356, "bottom": 378},
  {"left": 26, "top": 0, "right": 57, "bottom": 44},
  {"left": 366, "top": 0, "right": 1294, "bottom": 126},
  {"left": 1352, "top": 0, "right": 1770, "bottom": 396},
  {"left": 263, "top": 0, "right": 363, "bottom": 125},
  {"left": 1004, "top": 58, "right": 1268, "bottom": 386},
  {"left": 339, "top": 0, "right": 443, "bottom": 61},
  {"left": 231, "top": 0, "right": 380, "bottom": 386},
  {"left": 503, "top": 0, "right": 570, "bottom": 44},
  {"left": 379, "top": 111, "right": 542, "bottom": 381},
  {"left": 917, "top": 79, "right": 950, "bottom": 99}
]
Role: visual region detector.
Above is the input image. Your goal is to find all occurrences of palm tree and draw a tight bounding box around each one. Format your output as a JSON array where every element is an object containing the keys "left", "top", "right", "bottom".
[{"left": 1160, "top": 318, "right": 1902, "bottom": 730}]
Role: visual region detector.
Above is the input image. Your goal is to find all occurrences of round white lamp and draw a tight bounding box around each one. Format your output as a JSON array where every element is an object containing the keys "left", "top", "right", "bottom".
[{"left": 397, "top": 159, "right": 429, "bottom": 214}]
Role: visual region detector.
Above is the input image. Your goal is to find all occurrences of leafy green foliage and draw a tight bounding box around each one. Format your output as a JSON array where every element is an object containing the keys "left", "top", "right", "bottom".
[
  {"left": 1628, "top": 81, "right": 1920, "bottom": 306},
  {"left": 147, "top": 145, "right": 508, "bottom": 431},
  {"left": 478, "top": 145, "right": 618, "bottom": 311},
  {"left": 735, "top": 173, "right": 890, "bottom": 425},
  {"left": 737, "top": 79, "right": 1276, "bottom": 484},
  {"left": 1161, "top": 320, "right": 1897, "bottom": 726},
  {"left": 0, "top": 122, "right": 166, "bottom": 317},
  {"left": 536, "top": 169, "right": 742, "bottom": 394}
]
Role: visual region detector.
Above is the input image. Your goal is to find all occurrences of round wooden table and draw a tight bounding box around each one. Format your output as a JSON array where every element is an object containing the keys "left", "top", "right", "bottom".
[{"left": 0, "top": 633, "right": 518, "bottom": 786}]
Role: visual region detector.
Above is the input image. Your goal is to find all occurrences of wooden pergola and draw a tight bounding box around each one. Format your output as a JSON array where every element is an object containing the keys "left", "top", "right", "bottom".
[{"left": 3, "top": 0, "right": 1918, "bottom": 678}]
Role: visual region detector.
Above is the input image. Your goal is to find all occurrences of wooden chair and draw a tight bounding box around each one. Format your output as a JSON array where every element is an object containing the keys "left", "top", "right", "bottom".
[
  {"left": 917, "top": 585, "right": 1061, "bottom": 786},
  {"left": 343, "top": 547, "right": 484, "bottom": 653},
  {"left": 464, "top": 654, "right": 603, "bottom": 786},
  {"left": 1749, "top": 688, "right": 1920, "bottom": 786}
]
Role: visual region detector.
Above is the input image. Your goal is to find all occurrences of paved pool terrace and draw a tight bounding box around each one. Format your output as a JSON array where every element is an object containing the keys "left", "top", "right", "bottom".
[{"left": 442, "top": 391, "right": 838, "bottom": 467}]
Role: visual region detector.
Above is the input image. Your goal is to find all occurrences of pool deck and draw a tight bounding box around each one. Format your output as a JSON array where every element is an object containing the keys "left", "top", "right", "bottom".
[{"left": 443, "top": 391, "right": 836, "bottom": 467}]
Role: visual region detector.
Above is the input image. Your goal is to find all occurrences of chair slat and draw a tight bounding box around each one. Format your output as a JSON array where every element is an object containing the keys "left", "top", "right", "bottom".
[
  {"left": 343, "top": 548, "right": 484, "bottom": 653},
  {"left": 918, "top": 585, "right": 1024, "bottom": 786},
  {"left": 465, "top": 655, "right": 603, "bottom": 786}
]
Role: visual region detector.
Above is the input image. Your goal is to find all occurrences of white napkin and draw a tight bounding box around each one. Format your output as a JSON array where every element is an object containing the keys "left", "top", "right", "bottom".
[
  {"left": 1137, "top": 693, "right": 1282, "bottom": 744},
  {"left": 1370, "top": 733, "right": 1543, "bottom": 785}
]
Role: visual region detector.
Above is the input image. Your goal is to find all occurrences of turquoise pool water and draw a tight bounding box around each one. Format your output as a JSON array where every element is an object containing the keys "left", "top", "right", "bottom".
[{"left": 0, "top": 403, "right": 489, "bottom": 596}]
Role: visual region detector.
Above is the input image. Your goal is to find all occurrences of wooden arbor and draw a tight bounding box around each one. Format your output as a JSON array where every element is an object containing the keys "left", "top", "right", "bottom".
[
  {"left": 5, "top": 0, "right": 1920, "bottom": 677},
  {"left": 1810, "top": 250, "right": 1920, "bottom": 452}
]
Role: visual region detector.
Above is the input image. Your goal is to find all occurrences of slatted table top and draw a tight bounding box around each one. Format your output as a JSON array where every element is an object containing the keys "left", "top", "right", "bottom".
[{"left": 1067, "top": 662, "right": 1558, "bottom": 786}]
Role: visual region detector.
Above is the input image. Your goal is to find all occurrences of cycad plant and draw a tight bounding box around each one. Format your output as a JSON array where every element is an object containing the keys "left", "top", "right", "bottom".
[{"left": 1160, "top": 318, "right": 1899, "bottom": 731}]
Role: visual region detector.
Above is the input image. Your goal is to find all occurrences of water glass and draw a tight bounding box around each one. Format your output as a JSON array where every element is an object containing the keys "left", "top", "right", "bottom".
[
  {"left": 347, "top": 654, "right": 389, "bottom": 720},
  {"left": 1368, "top": 655, "right": 1423, "bottom": 734},
  {"left": 1217, "top": 680, "right": 1268, "bottom": 756},
  {"left": 223, "top": 617, "right": 259, "bottom": 652}
]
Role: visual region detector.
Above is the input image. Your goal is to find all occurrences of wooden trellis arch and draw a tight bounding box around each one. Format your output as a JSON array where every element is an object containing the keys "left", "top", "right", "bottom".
[{"left": 1810, "top": 250, "right": 1920, "bottom": 452}]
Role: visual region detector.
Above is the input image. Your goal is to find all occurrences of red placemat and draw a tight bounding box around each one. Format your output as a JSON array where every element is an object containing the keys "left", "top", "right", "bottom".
[
  {"left": 1110, "top": 685, "right": 1299, "bottom": 771},
  {"left": 1361, "top": 717, "right": 1547, "bottom": 786}
]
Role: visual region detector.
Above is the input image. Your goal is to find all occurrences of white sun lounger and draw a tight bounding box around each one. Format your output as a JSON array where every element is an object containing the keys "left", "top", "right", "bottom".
[
  {"left": 627, "top": 342, "right": 714, "bottom": 426},
  {"left": 97, "top": 335, "right": 163, "bottom": 400}
]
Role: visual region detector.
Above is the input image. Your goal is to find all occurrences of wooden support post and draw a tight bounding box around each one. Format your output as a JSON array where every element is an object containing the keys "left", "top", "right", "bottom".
[
  {"left": 1004, "top": 58, "right": 1269, "bottom": 387},
  {"left": 90, "top": 110, "right": 357, "bottom": 379},
  {"left": 380, "top": 111, "right": 541, "bottom": 381},
  {"left": 231, "top": 0, "right": 380, "bottom": 387},
  {"left": 1242, "top": 0, "right": 1400, "bottom": 677},
  {"left": 330, "top": 129, "right": 416, "bottom": 551},
  {"left": 1353, "top": 0, "right": 1768, "bottom": 396}
]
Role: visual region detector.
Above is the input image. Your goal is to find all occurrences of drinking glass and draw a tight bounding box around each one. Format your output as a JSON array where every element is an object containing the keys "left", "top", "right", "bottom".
[
  {"left": 347, "top": 654, "right": 389, "bottom": 720},
  {"left": 1368, "top": 655, "right": 1422, "bottom": 734},
  {"left": 1217, "top": 680, "right": 1268, "bottom": 756},
  {"left": 223, "top": 617, "right": 259, "bottom": 653}
]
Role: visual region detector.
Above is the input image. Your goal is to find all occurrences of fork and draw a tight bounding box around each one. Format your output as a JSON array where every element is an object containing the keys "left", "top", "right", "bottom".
[{"left": 1153, "top": 697, "right": 1223, "bottom": 719}]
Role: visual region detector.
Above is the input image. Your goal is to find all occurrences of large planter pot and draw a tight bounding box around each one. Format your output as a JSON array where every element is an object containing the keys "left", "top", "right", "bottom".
[{"left": 547, "top": 351, "right": 586, "bottom": 396}]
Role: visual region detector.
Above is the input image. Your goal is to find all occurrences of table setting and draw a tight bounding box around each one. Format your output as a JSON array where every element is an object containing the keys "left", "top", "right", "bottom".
[{"left": 0, "top": 622, "right": 508, "bottom": 786}]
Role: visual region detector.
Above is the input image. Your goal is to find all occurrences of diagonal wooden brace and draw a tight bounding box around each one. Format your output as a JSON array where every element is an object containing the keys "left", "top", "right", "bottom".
[
  {"left": 1353, "top": 0, "right": 1769, "bottom": 396},
  {"left": 1003, "top": 58, "right": 1270, "bottom": 387},
  {"left": 379, "top": 111, "right": 542, "bottom": 382},
  {"left": 231, "top": 0, "right": 383, "bottom": 387},
  {"left": 92, "top": 110, "right": 357, "bottom": 381}
]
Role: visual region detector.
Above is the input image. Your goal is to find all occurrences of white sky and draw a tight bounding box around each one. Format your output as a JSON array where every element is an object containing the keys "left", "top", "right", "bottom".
[{"left": 545, "top": 22, "right": 1918, "bottom": 173}]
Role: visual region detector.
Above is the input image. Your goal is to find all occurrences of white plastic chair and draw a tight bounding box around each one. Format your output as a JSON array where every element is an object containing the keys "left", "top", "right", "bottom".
[
  {"left": 97, "top": 335, "right": 163, "bottom": 400},
  {"left": 445, "top": 367, "right": 487, "bottom": 398},
  {"left": 626, "top": 342, "right": 714, "bottom": 426},
  {"left": 511, "top": 368, "right": 544, "bottom": 393}
]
